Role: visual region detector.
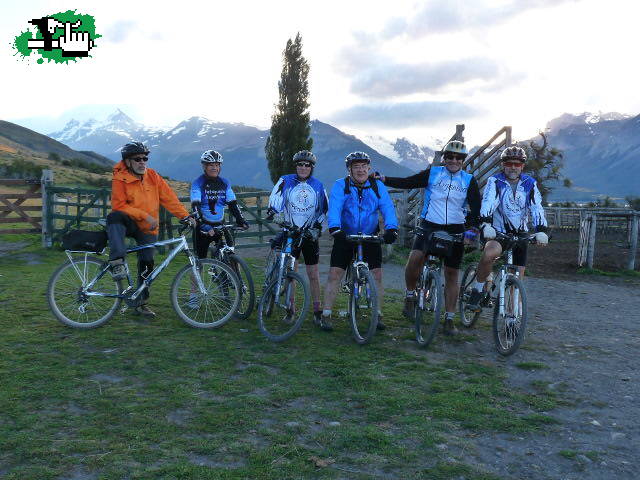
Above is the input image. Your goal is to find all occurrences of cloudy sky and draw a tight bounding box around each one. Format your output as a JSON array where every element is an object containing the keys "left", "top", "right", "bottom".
[{"left": 1, "top": 0, "right": 638, "bottom": 147}]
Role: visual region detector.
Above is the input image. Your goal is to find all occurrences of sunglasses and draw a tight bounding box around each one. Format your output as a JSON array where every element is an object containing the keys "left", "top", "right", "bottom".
[
  {"left": 503, "top": 161, "right": 524, "bottom": 168},
  {"left": 296, "top": 162, "right": 312, "bottom": 168},
  {"left": 444, "top": 154, "right": 465, "bottom": 161},
  {"left": 130, "top": 156, "right": 148, "bottom": 163}
]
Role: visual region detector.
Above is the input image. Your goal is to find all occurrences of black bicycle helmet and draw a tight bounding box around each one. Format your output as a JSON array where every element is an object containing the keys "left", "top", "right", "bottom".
[{"left": 120, "top": 142, "right": 150, "bottom": 160}]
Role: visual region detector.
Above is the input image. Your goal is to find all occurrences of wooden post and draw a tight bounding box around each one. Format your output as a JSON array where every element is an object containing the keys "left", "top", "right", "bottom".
[
  {"left": 554, "top": 208, "right": 560, "bottom": 228},
  {"left": 41, "top": 169, "right": 54, "bottom": 247},
  {"left": 257, "top": 193, "right": 263, "bottom": 245},
  {"left": 455, "top": 124, "right": 465, "bottom": 142},
  {"left": 628, "top": 214, "right": 639, "bottom": 270},
  {"left": 586, "top": 214, "right": 597, "bottom": 269},
  {"left": 505, "top": 126, "right": 512, "bottom": 147}
]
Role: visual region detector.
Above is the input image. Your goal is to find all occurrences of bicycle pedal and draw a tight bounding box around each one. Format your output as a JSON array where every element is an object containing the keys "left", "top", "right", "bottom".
[{"left": 120, "top": 305, "right": 129, "bottom": 315}]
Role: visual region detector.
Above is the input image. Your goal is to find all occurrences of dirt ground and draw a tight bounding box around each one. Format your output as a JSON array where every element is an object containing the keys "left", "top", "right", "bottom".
[{"left": 526, "top": 230, "right": 639, "bottom": 285}]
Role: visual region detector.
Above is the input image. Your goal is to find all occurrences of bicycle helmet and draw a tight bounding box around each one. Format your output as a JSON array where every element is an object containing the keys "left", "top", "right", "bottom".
[
  {"left": 500, "top": 146, "right": 527, "bottom": 163},
  {"left": 345, "top": 151, "right": 370, "bottom": 169},
  {"left": 293, "top": 150, "right": 316, "bottom": 165},
  {"left": 201, "top": 150, "right": 223, "bottom": 164},
  {"left": 442, "top": 140, "right": 468, "bottom": 157},
  {"left": 120, "top": 142, "right": 150, "bottom": 160}
]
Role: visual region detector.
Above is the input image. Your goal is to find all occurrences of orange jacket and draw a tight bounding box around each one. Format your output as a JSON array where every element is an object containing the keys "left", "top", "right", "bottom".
[{"left": 110, "top": 161, "right": 189, "bottom": 235}]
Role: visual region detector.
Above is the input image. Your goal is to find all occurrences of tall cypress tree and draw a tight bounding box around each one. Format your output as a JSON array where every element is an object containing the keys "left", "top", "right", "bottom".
[{"left": 265, "top": 33, "right": 312, "bottom": 184}]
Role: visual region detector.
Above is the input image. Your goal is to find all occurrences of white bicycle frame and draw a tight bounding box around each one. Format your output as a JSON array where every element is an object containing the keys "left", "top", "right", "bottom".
[
  {"left": 64, "top": 234, "right": 207, "bottom": 302},
  {"left": 496, "top": 249, "right": 521, "bottom": 319}
]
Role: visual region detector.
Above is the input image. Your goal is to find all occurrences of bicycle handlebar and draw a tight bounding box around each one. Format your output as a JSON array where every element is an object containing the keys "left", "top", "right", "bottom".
[{"left": 346, "top": 234, "right": 383, "bottom": 244}]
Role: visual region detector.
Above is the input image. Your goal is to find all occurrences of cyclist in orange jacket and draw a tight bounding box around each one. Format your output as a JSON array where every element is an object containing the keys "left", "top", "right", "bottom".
[{"left": 107, "top": 141, "right": 195, "bottom": 317}]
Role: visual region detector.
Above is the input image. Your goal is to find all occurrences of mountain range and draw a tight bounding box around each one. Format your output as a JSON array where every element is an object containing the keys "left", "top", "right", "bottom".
[
  {"left": 49, "top": 110, "right": 421, "bottom": 189},
  {"left": 542, "top": 111, "right": 638, "bottom": 201}
]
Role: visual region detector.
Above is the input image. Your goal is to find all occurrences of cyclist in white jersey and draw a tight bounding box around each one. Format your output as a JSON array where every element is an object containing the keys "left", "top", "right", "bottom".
[
  {"left": 376, "top": 140, "right": 480, "bottom": 335},
  {"left": 466, "top": 146, "right": 548, "bottom": 311},
  {"left": 266, "top": 150, "right": 329, "bottom": 325}
]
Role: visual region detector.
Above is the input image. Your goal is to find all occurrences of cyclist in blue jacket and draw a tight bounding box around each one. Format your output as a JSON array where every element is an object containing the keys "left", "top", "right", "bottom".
[
  {"left": 266, "top": 150, "right": 329, "bottom": 325},
  {"left": 190, "top": 150, "right": 249, "bottom": 259},
  {"left": 321, "top": 151, "right": 398, "bottom": 332},
  {"left": 466, "top": 146, "right": 548, "bottom": 312},
  {"left": 376, "top": 140, "right": 481, "bottom": 335}
]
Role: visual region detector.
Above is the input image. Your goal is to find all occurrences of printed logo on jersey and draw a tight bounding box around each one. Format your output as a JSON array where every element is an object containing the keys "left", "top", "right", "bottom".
[{"left": 289, "top": 184, "right": 315, "bottom": 214}]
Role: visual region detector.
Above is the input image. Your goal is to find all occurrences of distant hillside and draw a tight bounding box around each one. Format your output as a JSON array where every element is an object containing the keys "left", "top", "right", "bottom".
[{"left": 0, "top": 120, "right": 113, "bottom": 168}]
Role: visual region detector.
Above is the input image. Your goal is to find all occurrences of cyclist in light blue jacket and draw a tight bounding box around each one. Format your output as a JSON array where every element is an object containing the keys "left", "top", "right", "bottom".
[{"left": 320, "top": 151, "right": 398, "bottom": 331}]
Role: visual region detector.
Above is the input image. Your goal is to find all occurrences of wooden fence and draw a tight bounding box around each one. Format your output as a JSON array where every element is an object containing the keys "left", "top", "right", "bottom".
[
  {"left": 3, "top": 166, "right": 639, "bottom": 270},
  {"left": 0, "top": 178, "right": 43, "bottom": 235}
]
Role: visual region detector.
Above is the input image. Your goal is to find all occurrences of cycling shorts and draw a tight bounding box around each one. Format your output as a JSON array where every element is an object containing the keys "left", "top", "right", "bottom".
[
  {"left": 411, "top": 219, "right": 465, "bottom": 270},
  {"left": 271, "top": 232, "right": 320, "bottom": 266},
  {"left": 330, "top": 234, "right": 382, "bottom": 270}
]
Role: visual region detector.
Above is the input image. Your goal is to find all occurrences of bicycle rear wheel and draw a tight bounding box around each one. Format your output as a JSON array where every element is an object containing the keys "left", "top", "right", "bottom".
[
  {"left": 47, "top": 256, "right": 122, "bottom": 329},
  {"left": 227, "top": 253, "right": 255, "bottom": 320},
  {"left": 493, "top": 276, "right": 528, "bottom": 356},
  {"left": 257, "top": 271, "right": 310, "bottom": 342},
  {"left": 170, "top": 259, "right": 241, "bottom": 328},
  {"left": 349, "top": 266, "right": 379, "bottom": 345},
  {"left": 415, "top": 269, "right": 443, "bottom": 347},
  {"left": 459, "top": 262, "right": 482, "bottom": 328}
]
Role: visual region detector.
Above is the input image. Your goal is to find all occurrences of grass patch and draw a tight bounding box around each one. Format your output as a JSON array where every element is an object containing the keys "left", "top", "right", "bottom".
[
  {"left": 515, "top": 361, "right": 548, "bottom": 370},
  {"left": 0, "top": 236, "right": 562, "bottom": 478},
  {"left": 578, "top": 267, "right": 640, "bottom": 278}
]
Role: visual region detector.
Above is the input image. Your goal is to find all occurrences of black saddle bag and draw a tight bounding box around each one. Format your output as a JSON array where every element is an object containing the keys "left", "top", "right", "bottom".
[
  {"left": 426, "top": 231, "right": 454, "bottom": 257},
  {"left": 61, "top": 230, "right": 108, "bottom": 253}
]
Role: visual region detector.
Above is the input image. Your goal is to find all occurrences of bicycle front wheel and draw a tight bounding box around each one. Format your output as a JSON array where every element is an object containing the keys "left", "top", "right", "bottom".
[
  {"left": 415, "top": 269, "right": 443, "bottom": 347},
  {"left": 493, "top": 276, "right": 528, "bottom": 356},
  {"left": 170, "top": 259, "right": 241, "bottom": 328},
  {"left": 47, "top": 256, "right": 122, "bottom": 329},
  {"left": 349, "top": 267, "right": 379, "bottom": 345},
  {"left": 257, "top": 271, "right": 310, "bottom": 342},
  {"left": 227, "top": 254, "right": 255, "bottom": 320},
  {"left": 459, "top": 263, "right": 481, "bottom": 328}
]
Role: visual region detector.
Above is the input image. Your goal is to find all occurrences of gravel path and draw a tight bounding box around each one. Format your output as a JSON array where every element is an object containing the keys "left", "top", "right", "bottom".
[{"left": 365, "top": 258, "right": 640, "bottom": 479}]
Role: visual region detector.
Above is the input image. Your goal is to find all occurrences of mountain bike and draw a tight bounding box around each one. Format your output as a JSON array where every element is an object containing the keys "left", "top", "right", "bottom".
[
  {"left": 257, "top": 221, "right": 311, "bottom": 342},
  {"left": 47, "top": 220, "right": 241, "bottom": 329},
  {"left": 204, "top": 223, "right": 255, "bottom": 320},
  {"left": 340, "top": 234, "right": 383, "bottom": 345},
  {"left": 411, "top": 227, "right": 465, "bottom": 348},
  {"left": 459, "top": 231, "right": 537, "bottom": 356}
]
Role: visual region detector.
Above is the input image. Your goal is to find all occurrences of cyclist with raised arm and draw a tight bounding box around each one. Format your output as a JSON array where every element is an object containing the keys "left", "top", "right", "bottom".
[
  {"left": 190, "top": 150, "right": 249, "bottom": 259},
  {"left": 107, "top": 142, "right": 195, "bottom": 318},
  {"left": 466, "top": 146, "right": 548, "bottom": 312},
  {"left": 265, "top": 150, "right": 329, "bottom": 326},
  {"left": 376, "top": 141, "right": 481, "bottom": 335},
  {"left": 321, "top": 151, "right": 398, "bottom": 332}
]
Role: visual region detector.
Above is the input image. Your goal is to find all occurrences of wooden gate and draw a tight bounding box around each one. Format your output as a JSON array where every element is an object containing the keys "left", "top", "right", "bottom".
[{"left": 0, "top": 178, "right": 43, "bottom": 234}]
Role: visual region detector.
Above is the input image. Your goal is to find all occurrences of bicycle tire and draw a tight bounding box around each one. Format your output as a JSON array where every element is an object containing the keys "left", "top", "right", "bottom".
[
  {"left": 262, "top": 249, "right": 279, "bottom": 317},
  {"left": 257, "top": 271, "right": 310, "bottom": 342},
  {"left": 227, "top": 254, "right": 255, "bottom": 320},
  {"left": 170, "top": 258, "right": 241, "bottom": 328},
  {"left": 459, "top": 263, "right": 482, "bottom": 328},
  {"left": 349, "top": 266, "right": 379, "bottom": 345},
  {"left": 415, "top": 269, "right": 443, "bottom": 347},
  {"left": 492, "top": 275, "right": 528, "bottom": 356},
  {"left": 47, "top": 256, "right": 122, "bottom": 329}
]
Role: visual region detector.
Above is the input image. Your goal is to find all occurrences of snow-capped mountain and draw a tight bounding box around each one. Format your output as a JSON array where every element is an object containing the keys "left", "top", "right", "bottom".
[
  {"left": 363, "top": 135, "right": 438, "bottom": 172},
  {"left": 49, "top": 111, "right": 412, "bottom": 188},
  {"left": 545, "top": 111, "right": 631, "bottom": 136},
  {"left": 541, "top": 111, "right": 638, "bottom": 201},
  {"left": 49, "top": 109, "right": 162, "bottom": 157}
]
